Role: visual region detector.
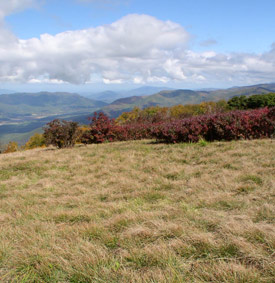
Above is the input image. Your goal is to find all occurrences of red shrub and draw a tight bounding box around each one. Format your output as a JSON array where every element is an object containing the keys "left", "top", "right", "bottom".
[
  {"left": 81, "top": 108, "right": 274, "bottom": 144},
  {"left": 151, "top": 107, "right": 275, "bottom": 143},
  {"left": 44, "top": 119, "right": 79, "bottom": 148},
  {"left": 81, "top": 112, "right": 119, "bottom": 143},
  {"left": 81, "top": 112, "right": 154, "bottom": 144}
]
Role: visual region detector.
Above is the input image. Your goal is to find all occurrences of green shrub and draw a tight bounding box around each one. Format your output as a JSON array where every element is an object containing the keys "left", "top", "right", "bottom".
[
  {"left": 24, "top": 133, "right": 45, "bottom": 150},
  {"left": 228, "top": 93, "right": 275, "bottom": 110}
]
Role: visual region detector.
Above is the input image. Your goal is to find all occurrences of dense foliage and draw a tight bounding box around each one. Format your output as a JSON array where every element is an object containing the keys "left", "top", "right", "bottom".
[
  {"left": 1, "top": 93, "right": 274, "bottom": 153},
  {"left": 43, "top": 119, "right": 79, "bottom": 148},
  {"left": 24, "top": 133, "right": 45, "bottom": 150},
  {"left": 151, "top": 107, "right": 275, "bottom": 143},
  {"left": 116, "top": 101, "right": 228, "bottom": 124},
  {"left": 116, "top": 93, "right": 275, "bottom": 125},
  {"left": 3, "top": 141, "right": 19, "bottom": 153},
  {"left": 78, "top": 112, "right": 153, "bottom": 144},
  {"left": 228, "top": 93, "right": 275, "bottom": 110},
  {"left": 79, "top": 107, "right": 275, "bottom": 144},
  {"left": 80, "top": 112, "right": 121, "bottom": 144}
]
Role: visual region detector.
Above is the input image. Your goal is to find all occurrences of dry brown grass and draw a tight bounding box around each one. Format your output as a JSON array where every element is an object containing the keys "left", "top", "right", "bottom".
[{"left": 0, "top": 139, "right": 274, "bottom": 282}]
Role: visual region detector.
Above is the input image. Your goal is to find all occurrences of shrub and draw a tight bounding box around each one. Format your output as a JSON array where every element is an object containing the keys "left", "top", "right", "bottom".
[
  {"left": 79, "top": 107, "right": 274, "bottom": 145},
  {"left": 116, "top": 101, "right": 228, "bottom": 125},
  {"left": 119, "top": 122, "right": 153, "bottom": 141},
  {"left": 151, "top": 107, "right": 275, "bottom": 143},
  {"left": 24, "top": 133, "right": 45, "bottom": 150},
  {"left": 76, "top": 125, "right": 90, "bottom": 144},
  {"left": 228, "top": 93, "right": 275, "bottom": 110},
  {"left": 81, "top": 112, "right": 120, "bottom": 144},
  {"left": 43, "top": 119, "right": 79, "bottom": 148},
  {"left": 3, "top": 141, "right": 19, "bottom": 153},
  {"left": 79, "top": 112, "right": 154, "bottom": 144}
]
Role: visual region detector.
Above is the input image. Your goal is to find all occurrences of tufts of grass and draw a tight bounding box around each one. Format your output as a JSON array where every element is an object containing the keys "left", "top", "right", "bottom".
[
  {"left": 236, "top": 185, "right": 256, "bottom": 194},
  {"left": 0, "top": 139, "right": 274, "bottom": 282},
  {"left": 254, "top": 205, "right": 274, "bottom": 223},
  {"left": 53, "top": 214, "right": 91, "bottom": 224},
  {"left": 143, "top": 192, "right": 165, "bottom": 203},
  {"left": 240, "top": 175, "right": 263, "bottom": 185}
]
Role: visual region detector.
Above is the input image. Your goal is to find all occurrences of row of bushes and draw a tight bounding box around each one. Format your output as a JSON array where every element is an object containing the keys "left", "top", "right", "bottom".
[
  {"left": 42, "top": 107, "right": 274, "bottom": 147},
  {"left": 151, "top": 107, "right": 275, "bottom": 143},
  {"left": 1, "top": 95, "right": 274, "bottom": 152},
  {"left": 116, "top": 100, "right": 228, "bottom": 124},
  {"left": 116, "top": 93, "right": 275, "bottom": 125},
  {"left": 227, "top": 93, "right": 275, "bottom": 110}
]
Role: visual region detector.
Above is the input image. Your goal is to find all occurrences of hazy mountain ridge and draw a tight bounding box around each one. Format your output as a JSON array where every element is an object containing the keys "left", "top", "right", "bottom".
[
  {"left": 0, "top": 92, "right": 106, "bottom": 115},
  {"left": 83, "top": 86, "right": 174, "bottom": 103},
  {"left": 0, "top": 89, "right": 15, "bottom": 95},
  {"left": 0, "top": 92, "right": 107, "bottom": 145},
  {"left": 101, "top": 83, "right": 275, "bottom": 117},
  {"left": 0, "top": 91, "right": 105, "bottom": 116},
  {"left": 0, "top": 83, "right": 274, "bottom": 144}
]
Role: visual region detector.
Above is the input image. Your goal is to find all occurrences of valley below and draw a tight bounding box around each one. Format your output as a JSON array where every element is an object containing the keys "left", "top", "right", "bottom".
[{"left": 0, "top": 83, "right": 275, "bottom": 146}]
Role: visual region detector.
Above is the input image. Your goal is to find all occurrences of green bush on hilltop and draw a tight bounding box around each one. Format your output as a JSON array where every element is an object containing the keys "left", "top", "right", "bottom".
[
  {"left": 24, "top": 133, "right": 46, "bottom": 150},
  {"left": 228, "top": 93, "right": 275, "bottom": 110}
]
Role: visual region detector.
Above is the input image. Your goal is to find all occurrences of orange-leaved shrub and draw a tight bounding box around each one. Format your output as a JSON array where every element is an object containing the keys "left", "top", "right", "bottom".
[{"left": 3, "top": 141, "right": 19, "bottom": 153}]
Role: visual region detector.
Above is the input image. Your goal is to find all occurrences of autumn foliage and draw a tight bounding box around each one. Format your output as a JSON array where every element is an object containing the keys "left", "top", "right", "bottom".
[
  {"left": 43, "top": 119, "right": 79, "bottom": 148},
  {"left": 116, "top": 101, "right": 228, "bottom": 124},
  {"left": 80, "top": 107, "right": 274, "bottom": 144},
  {"left": 24, "top": 133, "right": 45, "bottom": 150},
  {"left": 3, "top": 141, "right": 19, "bottom": 153},
  {"left": 151, "top": 107, "right": 275, "bottom": 143}
]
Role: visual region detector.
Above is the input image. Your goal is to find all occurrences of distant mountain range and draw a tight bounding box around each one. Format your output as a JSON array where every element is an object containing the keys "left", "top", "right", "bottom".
[
  {"left": 0, "top": 92, "right": 107, "bottom": 120},
  {"left": 0, "top": 92, "right": 107, "bottom": 145},
  {"left": 82, "top": 86, "right": 174, "bottom": 103},
  {"left": 0, "top": 89, "right": 15, "bottom": 95},
  {"left": 0, "top": 83, "right": 274, "bottom": 145},
  {"left": 100, "top": 83, "right": 275, "bottom": 117}
]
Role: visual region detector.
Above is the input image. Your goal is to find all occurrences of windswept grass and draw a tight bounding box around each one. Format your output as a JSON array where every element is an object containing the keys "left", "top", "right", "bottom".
[{"left": 0, "top": 139, "right": 274, "bottom": 282}]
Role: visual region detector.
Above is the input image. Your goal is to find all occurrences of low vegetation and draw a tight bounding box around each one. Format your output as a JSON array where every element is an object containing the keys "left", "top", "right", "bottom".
[
  {"left": 43, "top": 119, "right": 79, "bottom": 149},
  {"left": 0, "top": 139, "right": 274, "bottom": 282},
  {"left": 151, "top": 107, "right": 275, "bottom": 143},
  {"left": 227, "top": 93, "right": 275, "bottom": 110},
  {"left": 1, "top": 92, "right": 274, "bottom": 151},
  {"left": 48, "top": 107, "right": 274, "bottom": 146},
  {"left": 115, "top": 92, "right": 275, "bottom": 124}
]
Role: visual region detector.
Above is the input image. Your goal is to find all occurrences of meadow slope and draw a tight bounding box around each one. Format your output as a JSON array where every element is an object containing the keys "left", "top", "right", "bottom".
[{"left": 0, "top": 139, "right": 274, "bottom": 282}]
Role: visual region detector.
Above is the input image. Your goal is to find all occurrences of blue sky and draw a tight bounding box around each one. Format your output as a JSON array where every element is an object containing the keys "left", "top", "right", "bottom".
[
  {"left": 7, "top": 0, "right": 275, "bottom": 53},
  {"left": 1, "top": 0, "right": 275, "bottom": 92}
]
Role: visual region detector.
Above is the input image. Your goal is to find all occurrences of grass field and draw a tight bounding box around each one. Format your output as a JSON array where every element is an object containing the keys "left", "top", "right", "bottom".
[{"left": 0, "top": 139, "right": 274, "bottom": 282}]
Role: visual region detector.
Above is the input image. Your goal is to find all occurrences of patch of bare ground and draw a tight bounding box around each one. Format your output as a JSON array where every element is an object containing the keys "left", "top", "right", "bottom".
[{"left": 0, "top": 139, "right": 274, "bottom": 282}]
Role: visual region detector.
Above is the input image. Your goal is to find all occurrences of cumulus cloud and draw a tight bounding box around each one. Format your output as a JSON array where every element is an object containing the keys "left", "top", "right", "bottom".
[
  {"left": 0, "top": 7, "right": 274, "bottom": 86},
  {"left": 0, "top": 0, "right": 36, "bottom": 19},
  {"left": 0, "top": 0, "right": 37, "bottom": 44}
]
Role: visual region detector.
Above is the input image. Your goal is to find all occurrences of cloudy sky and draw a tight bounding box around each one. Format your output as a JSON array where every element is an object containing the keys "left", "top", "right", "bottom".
[{"left": 1, "top": 0, "right": 275, "bottom": 92}]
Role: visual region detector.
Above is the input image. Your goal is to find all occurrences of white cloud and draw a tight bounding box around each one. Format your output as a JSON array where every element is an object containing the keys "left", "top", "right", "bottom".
[
  {"left": 0, "top": 0, "right": 36, "bottom": 19},
  {"left": 0, "top": 8, "right": 274, "bottom": 86},
  {"left": 0, "top": 0, "right": 37, "bottom": 44}
]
